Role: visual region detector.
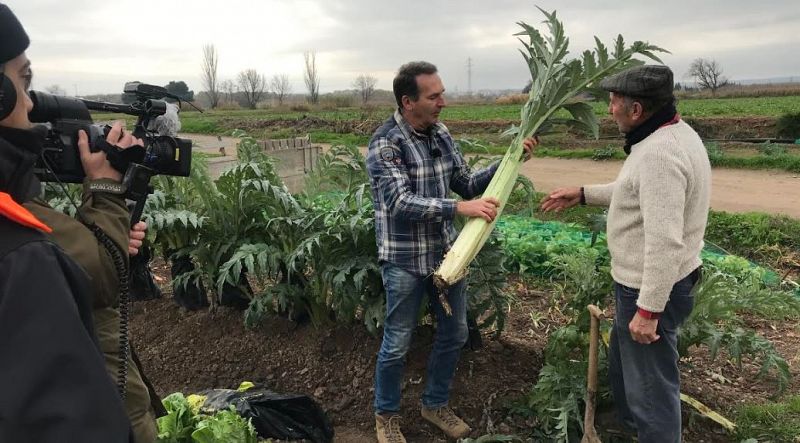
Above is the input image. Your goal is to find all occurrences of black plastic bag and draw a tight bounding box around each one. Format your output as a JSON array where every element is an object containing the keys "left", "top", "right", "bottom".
[
  {"left": 129, "top": 243, "right": 162, "bottom": 301},
  {"left": 170, "top": 255, "right": 209, "bottom": 310},
  {"left": 219, "top": 271, "right": 252, "bottom": 310},
  {"left": 200, "top": 386, "right": 334, "bottom": 443},
  {"left": 171, "top": 254, "right": 251, "bottom": 310}
]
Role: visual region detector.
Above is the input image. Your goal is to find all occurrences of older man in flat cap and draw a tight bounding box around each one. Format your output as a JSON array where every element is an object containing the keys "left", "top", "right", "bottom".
[{"left": 541, "top": 65, "right": 711, "bottom": 442}]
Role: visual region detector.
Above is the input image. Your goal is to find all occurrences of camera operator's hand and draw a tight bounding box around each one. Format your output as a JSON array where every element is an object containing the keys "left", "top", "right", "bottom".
[
  {"left": 79, "top": 121, "right": 144, "bottom": 182},
  {"left": 129, "top": 221, "right": 147, "bottom": 256}
]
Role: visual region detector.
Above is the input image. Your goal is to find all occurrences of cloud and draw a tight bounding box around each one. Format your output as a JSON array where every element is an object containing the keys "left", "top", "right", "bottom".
[{"left": 7, "top": 0, "right": 799, "bottom": 94}]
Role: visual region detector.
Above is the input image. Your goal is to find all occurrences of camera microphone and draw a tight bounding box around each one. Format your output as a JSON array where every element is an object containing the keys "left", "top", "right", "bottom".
[{"left": 148, "top": 102, "right": 181, "bottom": 136}]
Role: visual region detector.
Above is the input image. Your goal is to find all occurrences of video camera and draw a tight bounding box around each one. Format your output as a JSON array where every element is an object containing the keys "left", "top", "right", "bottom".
[
  {"left": 28, "top": 82, "right": 195, "bottom": 224},
  {"left": 29, "top": 81, "right": 192, "bottom": 183}
]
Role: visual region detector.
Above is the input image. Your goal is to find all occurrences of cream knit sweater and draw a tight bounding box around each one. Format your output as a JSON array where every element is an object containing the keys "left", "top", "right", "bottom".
[{"left": 583, "top": 120, "right": 711, "bottom": 312}]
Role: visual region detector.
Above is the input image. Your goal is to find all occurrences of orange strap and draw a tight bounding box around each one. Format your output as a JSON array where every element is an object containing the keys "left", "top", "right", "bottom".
[{"left": 0, "top": 192, "right": 52, "bottom": 233}]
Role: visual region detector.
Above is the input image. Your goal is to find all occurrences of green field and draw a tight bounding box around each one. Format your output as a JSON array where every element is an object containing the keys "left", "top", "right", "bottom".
[
  {"left": 674, "top": 95, "right": 800, "bottom": 117},
  {"left": 92, "top": 95, "right": 800, "bottom": 129},
  {"left": 443, "top": 95, "right": 800, "bottom": 119},
  {"left": 90, "top": 95, "right": 800, "bottom": 173}
]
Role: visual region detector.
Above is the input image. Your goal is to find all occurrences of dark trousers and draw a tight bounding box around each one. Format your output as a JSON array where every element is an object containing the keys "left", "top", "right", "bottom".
[{"left": 608, "top": 269, "right": 700, "bottom": 443}]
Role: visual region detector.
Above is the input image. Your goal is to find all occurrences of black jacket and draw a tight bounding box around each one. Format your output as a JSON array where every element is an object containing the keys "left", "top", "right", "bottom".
[{"left": 0, "top": 127, "right": 132, "bottom": 442}]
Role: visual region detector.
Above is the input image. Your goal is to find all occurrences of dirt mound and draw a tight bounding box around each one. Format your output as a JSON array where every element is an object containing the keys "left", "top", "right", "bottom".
[
  {"left": 216, "top": 114, "right": 780, "bottom": 141},
  {"left": 447, "top": 120, "right": 517, "bottom": 134},
  {"left": 131, "top": 294, "right": 542, "bottom": 441},
  {"left": 682, "top": 116, "right": 777, "bottom": 139},
  {"left": 221, "top": 115, "right": 337, "bottom": 132},
  {"left": 220, "top": 115, "right": 385, "bottom": 137},
  {"left": 444, "top": 116, "right": 779, "bottom": 139}
]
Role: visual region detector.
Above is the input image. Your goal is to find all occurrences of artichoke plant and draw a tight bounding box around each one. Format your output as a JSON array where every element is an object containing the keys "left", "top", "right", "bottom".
[{"left": 434, "top": 8, "right": 667, "bottom": 291}]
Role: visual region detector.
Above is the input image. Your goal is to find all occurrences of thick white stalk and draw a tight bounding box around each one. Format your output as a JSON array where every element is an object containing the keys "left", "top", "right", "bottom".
[{"left": 434, "top": 137, "right": 526, "bottom": 288}]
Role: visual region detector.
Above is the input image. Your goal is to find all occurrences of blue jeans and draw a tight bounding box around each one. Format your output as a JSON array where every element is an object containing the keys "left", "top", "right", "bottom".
[
  {"left": 608, "top": 269, "right": 699, "bottom": 443},
  {"left": 374, "top": 262, "right": 469, "bottom": 414}
]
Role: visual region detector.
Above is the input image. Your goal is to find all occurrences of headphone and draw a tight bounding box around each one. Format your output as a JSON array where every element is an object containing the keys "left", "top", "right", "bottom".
[{"left": 0, "top": 68, "right": 17, "bottom": 121}]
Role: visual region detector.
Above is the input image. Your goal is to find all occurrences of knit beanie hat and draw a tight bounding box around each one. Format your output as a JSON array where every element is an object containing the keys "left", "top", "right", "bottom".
[{"left": 0, "top": 4, "right": 29, "bottom": 65}]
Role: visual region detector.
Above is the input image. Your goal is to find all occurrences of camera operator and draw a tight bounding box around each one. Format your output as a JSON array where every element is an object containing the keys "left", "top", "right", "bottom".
[
  {"left": 0, "top": 4, "right": 132, "bottom": 442},
  {"left": 25, "top": 122, "right": 161, "bottom": 443},
  {"left": 1, "top": 4, "right": 160, "bottom": 442}
]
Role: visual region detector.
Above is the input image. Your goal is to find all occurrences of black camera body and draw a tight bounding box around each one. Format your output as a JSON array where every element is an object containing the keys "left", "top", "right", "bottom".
[{"left": 29, "top": 81, "right": 192, "bottom": 184}]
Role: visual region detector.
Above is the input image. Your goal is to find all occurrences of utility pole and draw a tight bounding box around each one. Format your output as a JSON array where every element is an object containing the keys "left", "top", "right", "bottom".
[{"left": 466, "top": 57, "right": 473, "bottom": 96}]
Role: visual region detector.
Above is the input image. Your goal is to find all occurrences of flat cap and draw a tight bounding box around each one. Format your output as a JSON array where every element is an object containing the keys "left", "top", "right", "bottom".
[
  {"left": 0, "top": 4, "right": 29, "bottom": 65},
  {"left": 599, "top": 65, "right": 673, "bottom": 99}
]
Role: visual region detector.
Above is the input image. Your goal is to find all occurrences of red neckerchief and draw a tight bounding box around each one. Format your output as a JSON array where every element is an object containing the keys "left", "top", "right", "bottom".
[{"left": 0, "top": 192, "right": 52, "bottom": 233}]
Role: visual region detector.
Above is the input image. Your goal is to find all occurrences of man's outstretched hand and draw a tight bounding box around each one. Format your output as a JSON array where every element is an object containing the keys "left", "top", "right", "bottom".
[{"left": 540, "top": 186, "right": 582, "bottom": 212}]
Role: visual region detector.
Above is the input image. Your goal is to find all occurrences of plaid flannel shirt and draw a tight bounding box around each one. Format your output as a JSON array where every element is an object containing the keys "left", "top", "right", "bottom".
[{"left": 366, "top": 110, "right": 498, "bottom": 276}]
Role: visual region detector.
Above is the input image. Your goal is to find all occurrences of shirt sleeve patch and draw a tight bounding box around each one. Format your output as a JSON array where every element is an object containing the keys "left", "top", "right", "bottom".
[{"left": 380, "top": 147, "right": 396, "bottom": 162}]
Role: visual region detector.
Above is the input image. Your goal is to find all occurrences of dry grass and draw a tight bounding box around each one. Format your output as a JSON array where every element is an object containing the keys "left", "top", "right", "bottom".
[
  {"left": 678, "top": 82, "right": 800, "bottom": 99},
  {"left": 214, "top": 101, "right": 242, "bottom": 111},
  {"left": 495, "top": 93, "right": 529, "bottom": 105}
]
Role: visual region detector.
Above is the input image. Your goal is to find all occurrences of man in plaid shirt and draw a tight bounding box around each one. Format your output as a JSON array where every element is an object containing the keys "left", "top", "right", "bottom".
[{"left": 366, "top": 61, "right": 536, "bottom": 443}]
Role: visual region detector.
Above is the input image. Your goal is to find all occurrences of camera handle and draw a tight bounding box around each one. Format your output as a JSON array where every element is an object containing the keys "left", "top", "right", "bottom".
[{"left": 122, "top": 163, "right": 155, "bottom": 227}]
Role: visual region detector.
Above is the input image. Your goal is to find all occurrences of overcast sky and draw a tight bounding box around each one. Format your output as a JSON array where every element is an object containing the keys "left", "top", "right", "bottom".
[{"left": 9, "top": 0, "right": 800, "bottom": 96}]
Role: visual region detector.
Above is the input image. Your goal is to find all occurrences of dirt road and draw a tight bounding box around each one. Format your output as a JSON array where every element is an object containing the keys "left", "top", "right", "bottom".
[
  {"left": 521, "top": 158, "right": 800, "bottom": 219},
  {"left": 185, "top": 134, "right": 800, "bottom": 219}
]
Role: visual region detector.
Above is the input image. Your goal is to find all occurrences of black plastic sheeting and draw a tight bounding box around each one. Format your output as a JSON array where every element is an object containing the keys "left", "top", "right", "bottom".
[
  {"left": 170, "top": 255, "right": 209, "bottom": 310},
  {"left": 170, "top": 255, "right": 252, "bottom": 311},
  {"left": 200, "top": 386, "right": 334, "bottom": 443},
  {"left": 129, "top": 243, "right": 162, "bottom": 301}
]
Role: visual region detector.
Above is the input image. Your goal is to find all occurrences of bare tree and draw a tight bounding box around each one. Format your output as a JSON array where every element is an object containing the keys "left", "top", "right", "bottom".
[
  {"left": 686, "top": 58, "right": 729, "bottom": 96},
  {"left": 201, "top": 44, "right": 220, "bottom": 108},
  {"left": 220, "top": 79, "right": 237, "bottom": 105},
  {"left": 303, "top": 51, "right": 320, "bottom": 104},
  {"left": 270, "top": 74, "right": 292, "bottom": 106},
  {"left": 352, "top": 74, "right": 378, "bottom": 105},
  {"left": 237, "top": 69, "right": 267, "bottom": 109},
  {"left": 45, "top": 84, "right": 67, "bottom": 96}
]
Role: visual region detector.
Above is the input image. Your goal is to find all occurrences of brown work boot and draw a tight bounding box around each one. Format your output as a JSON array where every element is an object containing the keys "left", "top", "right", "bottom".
[
  {"left": 421, "top": 405, "right": 471, "bottom": 439},
  {"left": 375, "top": 413, "right": 406, "bottom": 443}
]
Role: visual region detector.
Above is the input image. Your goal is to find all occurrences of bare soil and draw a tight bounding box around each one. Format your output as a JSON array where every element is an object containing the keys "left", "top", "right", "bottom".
[
  {"left": 132, "top": 266, "right": 799, "bottom": 443},
  {"left": 131, "top": 273, "right": 543, "bottom": 442}
]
